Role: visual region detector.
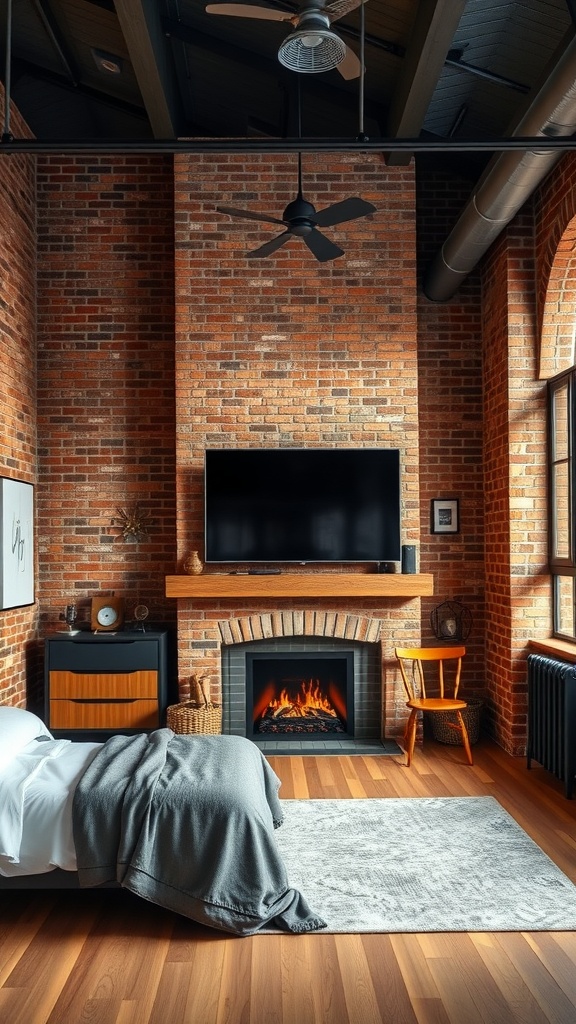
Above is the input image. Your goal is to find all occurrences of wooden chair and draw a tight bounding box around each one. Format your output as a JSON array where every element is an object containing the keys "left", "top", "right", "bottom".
[{"left": 394, "top": 646, "right": 473, "bottom": 767}]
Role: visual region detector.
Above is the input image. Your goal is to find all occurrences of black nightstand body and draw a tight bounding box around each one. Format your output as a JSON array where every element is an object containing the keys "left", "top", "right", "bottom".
[{"left": 45, "top": 630, "right": 170, "bottom": 740}]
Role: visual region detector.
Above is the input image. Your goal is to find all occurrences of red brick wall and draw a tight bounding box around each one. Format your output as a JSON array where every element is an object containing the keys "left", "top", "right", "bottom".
[
  {"left": 417, "top": 159, "right": 570, "bottom": 755},
  {"left": 473, "top": 153, "right": 576, "bottom": 755},
  {"left": 35, "top": 156, "right": 177, "bottom": 635},
  {"left": 173, "top": 152, "right": 424, "bottom": 736},
  {"left": 6, "top": 131, "right": 568, "bottom": 750},
  {"left": 416, "top": 167, "right": 485, "bottom": 701},
  {"left": 0, "top": 89, "right": 38, "bottom": 707},
  {"left": 483, "top": 208, "right": 551, "bottom": 755}
]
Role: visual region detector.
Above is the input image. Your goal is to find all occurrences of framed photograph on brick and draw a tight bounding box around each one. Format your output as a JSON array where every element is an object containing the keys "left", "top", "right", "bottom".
[
  {"left": 0, "top": 477, "right": 34, "bottom": 609},
  {"left": 431, "top": 497, "right": 459, "bottom": 535}
]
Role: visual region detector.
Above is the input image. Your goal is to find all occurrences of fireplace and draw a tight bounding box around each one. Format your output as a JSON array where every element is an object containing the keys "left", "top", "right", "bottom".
[
  {"left": 246, "top": 651, "right": 355, "bottom": 742},
  {"left": 221, "top": 635, "right": 385, "bottom": 749}
]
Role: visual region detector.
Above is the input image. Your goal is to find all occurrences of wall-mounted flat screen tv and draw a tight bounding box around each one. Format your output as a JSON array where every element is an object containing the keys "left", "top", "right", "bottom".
[{"left": 204, "top": 448, "right": 401, "bottom": 564}]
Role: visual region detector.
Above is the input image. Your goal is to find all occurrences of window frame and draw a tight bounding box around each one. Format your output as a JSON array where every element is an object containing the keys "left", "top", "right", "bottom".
[{"left": 548, "top": 368, "right": 576, "bottom": 640}]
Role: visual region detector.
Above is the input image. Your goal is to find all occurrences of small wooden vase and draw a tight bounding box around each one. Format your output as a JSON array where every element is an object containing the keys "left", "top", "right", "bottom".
[{"left": 184, "top": 550, "right": 204, "bottom": 575}]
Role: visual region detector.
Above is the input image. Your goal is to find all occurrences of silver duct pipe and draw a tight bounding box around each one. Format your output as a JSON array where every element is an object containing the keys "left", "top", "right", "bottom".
[{"left": 424, "top": 32, "right": 576, "bottom": 302}]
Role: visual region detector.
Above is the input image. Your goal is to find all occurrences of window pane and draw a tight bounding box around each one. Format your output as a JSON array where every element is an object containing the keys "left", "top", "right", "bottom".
[
  {"left": 555, "top": 575, "right": 575, "bottom": 638},
  {"left": 552, "top": 461, "right": 570, "bottom": 558},
  {"left": 552, "top": 383, "right": 569, "bottom": 460}
]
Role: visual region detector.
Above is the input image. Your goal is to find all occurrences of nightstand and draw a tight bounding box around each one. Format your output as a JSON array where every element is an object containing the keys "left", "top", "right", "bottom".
[{"left": 45, "top": 630, "right": 170, "bottom": 738}]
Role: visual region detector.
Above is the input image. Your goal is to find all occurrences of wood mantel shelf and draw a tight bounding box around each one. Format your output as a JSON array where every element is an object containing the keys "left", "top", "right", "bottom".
[{"left": 165, "top": 573, "right": 434, "bottom": 599}]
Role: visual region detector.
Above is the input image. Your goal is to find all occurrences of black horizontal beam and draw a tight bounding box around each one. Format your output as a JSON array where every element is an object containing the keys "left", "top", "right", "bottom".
[{"left": 2, "top": 135, "right": 576, "bottom": 154}]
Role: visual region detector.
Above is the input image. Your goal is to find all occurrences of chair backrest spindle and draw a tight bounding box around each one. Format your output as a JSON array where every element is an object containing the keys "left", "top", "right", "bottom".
[{"left": 395, "top": 646, "right": 466, "bottom": 702}]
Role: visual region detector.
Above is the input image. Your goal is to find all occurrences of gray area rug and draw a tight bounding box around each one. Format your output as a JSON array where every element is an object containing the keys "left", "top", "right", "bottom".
[{"left": 273, "top": 796, "right": 576, "bottom": 932}]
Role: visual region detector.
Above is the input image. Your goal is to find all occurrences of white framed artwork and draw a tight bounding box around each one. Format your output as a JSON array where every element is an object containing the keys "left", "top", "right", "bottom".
[
  {"left": 0, "top": 477, "right": 34, "bottom": 609},
  {"left": 431, "top": 497, "right": 460, "bottom": 535}
]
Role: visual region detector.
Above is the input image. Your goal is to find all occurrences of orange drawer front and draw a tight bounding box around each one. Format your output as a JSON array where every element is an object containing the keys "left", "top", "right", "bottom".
[
  {"left": 49, "top": 670, "right": 158, "bottom": 700},
  {"left": 49, "top": 699, "right": 159, "bottom": 730}
]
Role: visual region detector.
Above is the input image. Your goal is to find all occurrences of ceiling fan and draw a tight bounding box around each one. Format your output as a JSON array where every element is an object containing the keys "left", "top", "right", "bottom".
[
  {"left": 217, "top": 153, "right": 376, "bottom": 261},
  {"left": 215, "top": 2, "right": 375, "bottom": 262},
  {"left": 205, "top": 0, "right": 368, "bottom": 78}
]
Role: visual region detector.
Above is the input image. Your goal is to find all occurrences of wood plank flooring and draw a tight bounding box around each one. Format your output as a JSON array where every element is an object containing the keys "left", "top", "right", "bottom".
[{"left": 1, "top": 738, "right": 576, "bottom": 1024}]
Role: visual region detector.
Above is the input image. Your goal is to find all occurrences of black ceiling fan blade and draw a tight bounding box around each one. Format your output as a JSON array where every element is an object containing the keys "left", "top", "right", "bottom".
[
  {"left": 303, "top": 229, "right": 344, "bottom": 262},
  {"left": 217, "top": 205, "right": 285, "bottom": 227},
  {"left": 246, "top": 231, "right": 293, "bottom": 258},
  {"left": 313, "top": 197, "right": 376, "bottom": 227}
]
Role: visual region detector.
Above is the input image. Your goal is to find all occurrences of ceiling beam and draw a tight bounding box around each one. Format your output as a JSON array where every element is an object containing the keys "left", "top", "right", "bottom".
[
  {"left": 31, "top": 0, "right": 80, "bottom": 85},
  {"left": 113, "top": 0, "right": 181, "bottom": 138},
  {"left": 385, "top": 0, "right": 467, "bottom": 165}
]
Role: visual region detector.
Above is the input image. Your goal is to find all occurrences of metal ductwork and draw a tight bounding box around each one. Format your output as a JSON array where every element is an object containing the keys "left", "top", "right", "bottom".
[{"left": 424, "top": 32, "right": 576, "bottom": 302}]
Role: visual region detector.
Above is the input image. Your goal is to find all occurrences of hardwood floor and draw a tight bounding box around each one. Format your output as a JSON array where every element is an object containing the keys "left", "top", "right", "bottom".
[{"left": 2, "top": 738, "right": 576, "bottom": 1024}]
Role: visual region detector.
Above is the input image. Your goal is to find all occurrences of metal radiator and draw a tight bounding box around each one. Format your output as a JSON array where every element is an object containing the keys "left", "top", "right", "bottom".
[{"left": 527, "top": 653, "right": 576, "bottom": 799}]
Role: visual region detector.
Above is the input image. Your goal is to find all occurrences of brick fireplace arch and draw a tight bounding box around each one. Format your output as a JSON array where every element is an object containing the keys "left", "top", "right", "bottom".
[{"left": 175, "top": 608, "right": 412, "bottom": 741}]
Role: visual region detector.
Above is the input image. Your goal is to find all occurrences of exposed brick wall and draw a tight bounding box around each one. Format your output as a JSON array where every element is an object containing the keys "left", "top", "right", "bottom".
[
  {"left": 173, "top": 152, "right": 423, "bottom": 737},
  {"left": 415, "top": 166, "right": 485, "bottom": 702},
  {"left": 4, "top": 126, "right": 570, "bottom": 750},
  {"left": 35, "top": 156, "right": 178, "bottom": 636},
  {"left": 417, "top": 159, "right": 566, "bottom": 756},
  {"left": 0, "top": 87, "right": 38, "bottom": 707},
  {"left": 482, "top": 202, "right": 549, "bottom": 755},
  {"left": 474, "top": 152, "right": 576, "bottom": 755}
]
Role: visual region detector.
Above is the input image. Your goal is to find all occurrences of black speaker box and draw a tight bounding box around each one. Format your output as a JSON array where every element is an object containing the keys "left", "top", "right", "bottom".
[{"left": 401, "top": 544, "right": 417, "bottom": 574}]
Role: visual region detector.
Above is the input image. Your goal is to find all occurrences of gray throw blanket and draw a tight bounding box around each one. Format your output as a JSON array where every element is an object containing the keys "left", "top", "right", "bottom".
[{"left": 72, "top": 730, "right": 326, "bottom": 936}]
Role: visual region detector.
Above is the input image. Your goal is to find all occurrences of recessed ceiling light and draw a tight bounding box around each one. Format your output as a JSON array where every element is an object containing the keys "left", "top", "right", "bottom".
[{"left": 91, "top": 48, "right": 123, "bottom": 75}]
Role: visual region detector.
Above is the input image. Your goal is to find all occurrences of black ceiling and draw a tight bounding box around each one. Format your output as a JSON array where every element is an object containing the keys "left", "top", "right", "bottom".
[{"left": 1, "top": 0, "right": 574, "bottom": 174}]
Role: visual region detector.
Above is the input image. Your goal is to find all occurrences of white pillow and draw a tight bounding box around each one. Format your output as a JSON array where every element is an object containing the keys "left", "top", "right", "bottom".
[{"left": 0, "top": 707, "right": 53, "bottom": 771}]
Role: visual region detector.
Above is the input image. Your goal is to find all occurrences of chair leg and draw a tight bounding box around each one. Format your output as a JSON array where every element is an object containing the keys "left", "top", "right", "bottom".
[
  {"left": 455, "top": 710, "right": 474, "bottom": 765},
  {"left": 405, "top": 709, "right": 418, "bottom": 767}
]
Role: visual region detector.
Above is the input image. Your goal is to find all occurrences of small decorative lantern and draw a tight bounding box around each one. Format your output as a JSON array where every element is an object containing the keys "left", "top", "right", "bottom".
[{"left": 430, "top": 600, "right": 472, "bottom": 642}]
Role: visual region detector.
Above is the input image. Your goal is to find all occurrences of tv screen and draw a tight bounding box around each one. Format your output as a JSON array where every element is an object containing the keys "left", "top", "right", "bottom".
[{"left": 204, "top": 448, "right": 401, "bottom": 564}]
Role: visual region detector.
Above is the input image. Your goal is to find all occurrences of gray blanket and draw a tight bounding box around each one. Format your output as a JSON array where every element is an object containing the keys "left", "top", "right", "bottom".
[{"left": 72, "top": 729, "right": 326, "bottom": 936}]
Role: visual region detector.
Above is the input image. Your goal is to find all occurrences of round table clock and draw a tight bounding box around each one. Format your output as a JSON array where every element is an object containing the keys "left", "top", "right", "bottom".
[{"left": 91, "top": 595, "right": 125, "bottom": 632}]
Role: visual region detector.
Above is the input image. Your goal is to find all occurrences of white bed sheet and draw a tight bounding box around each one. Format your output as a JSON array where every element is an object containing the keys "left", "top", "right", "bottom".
[{"left": 0, "top": 737, "right": 102, "bottom": 876}]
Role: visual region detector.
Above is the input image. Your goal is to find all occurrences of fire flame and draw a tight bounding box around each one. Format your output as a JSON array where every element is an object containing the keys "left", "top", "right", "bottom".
[{"left": 268, "top": 679, "right": 337, "bottom": 718}]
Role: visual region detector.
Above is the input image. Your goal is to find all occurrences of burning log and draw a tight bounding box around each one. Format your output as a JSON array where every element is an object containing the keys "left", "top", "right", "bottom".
[
  {"left": 268, "top": 678, "right": 338, "bottom": 719},
  {"left": 257, "top": 677, "right": 346, "bottom": 734},
  {"left": 272, "top": 705, "right": 336, "bottom": 721}
]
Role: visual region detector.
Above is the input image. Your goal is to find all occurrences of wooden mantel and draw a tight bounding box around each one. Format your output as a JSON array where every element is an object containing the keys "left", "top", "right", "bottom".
[{"left": 165, "top": 573, "right": 434, "bottom": 599}]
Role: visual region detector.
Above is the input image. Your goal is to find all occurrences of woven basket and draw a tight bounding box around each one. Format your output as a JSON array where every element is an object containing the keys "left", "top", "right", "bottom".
[
  {"left": 430, "top": 698, "right": 483, "bottom": 747},
  {"left": 167, "top": 675, "right": 221, "bottom": 735}
]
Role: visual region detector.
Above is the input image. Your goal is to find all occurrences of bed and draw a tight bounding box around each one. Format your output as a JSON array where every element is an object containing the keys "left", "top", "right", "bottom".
[{"left": 0, "top": 707, "right": 326, "bottom": 936}]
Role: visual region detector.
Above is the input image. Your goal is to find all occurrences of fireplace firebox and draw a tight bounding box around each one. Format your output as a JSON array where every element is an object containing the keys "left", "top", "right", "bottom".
[
  {"left": 221, "top": 635, "right": 385, "bottom": 750},
  {"left": 246, "top": 652, "right": 355, "bottom": 742}
]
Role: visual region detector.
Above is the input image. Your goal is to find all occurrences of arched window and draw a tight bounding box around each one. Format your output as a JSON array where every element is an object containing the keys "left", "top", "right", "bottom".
[{"left": 542, "top": 212, "right": 576, "bottom": 640}]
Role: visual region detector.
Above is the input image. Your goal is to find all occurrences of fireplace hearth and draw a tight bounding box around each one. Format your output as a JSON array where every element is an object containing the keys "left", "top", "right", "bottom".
[{"left": 246, "top": 652, "right": 354, "bottom": 742}]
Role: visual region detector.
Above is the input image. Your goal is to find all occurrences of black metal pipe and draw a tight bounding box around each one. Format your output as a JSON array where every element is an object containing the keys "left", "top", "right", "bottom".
[
  {"left": 2, "top": 135, "right": 576, "bottom": 154},
  {"left": 2, "top": 0, "right": 12, "bottom": 141}
]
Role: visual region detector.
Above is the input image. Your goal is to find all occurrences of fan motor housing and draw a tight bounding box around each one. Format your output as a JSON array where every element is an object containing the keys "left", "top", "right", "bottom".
[{"left": 283, "top": 197, "right": 317, "bottom": 233}]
